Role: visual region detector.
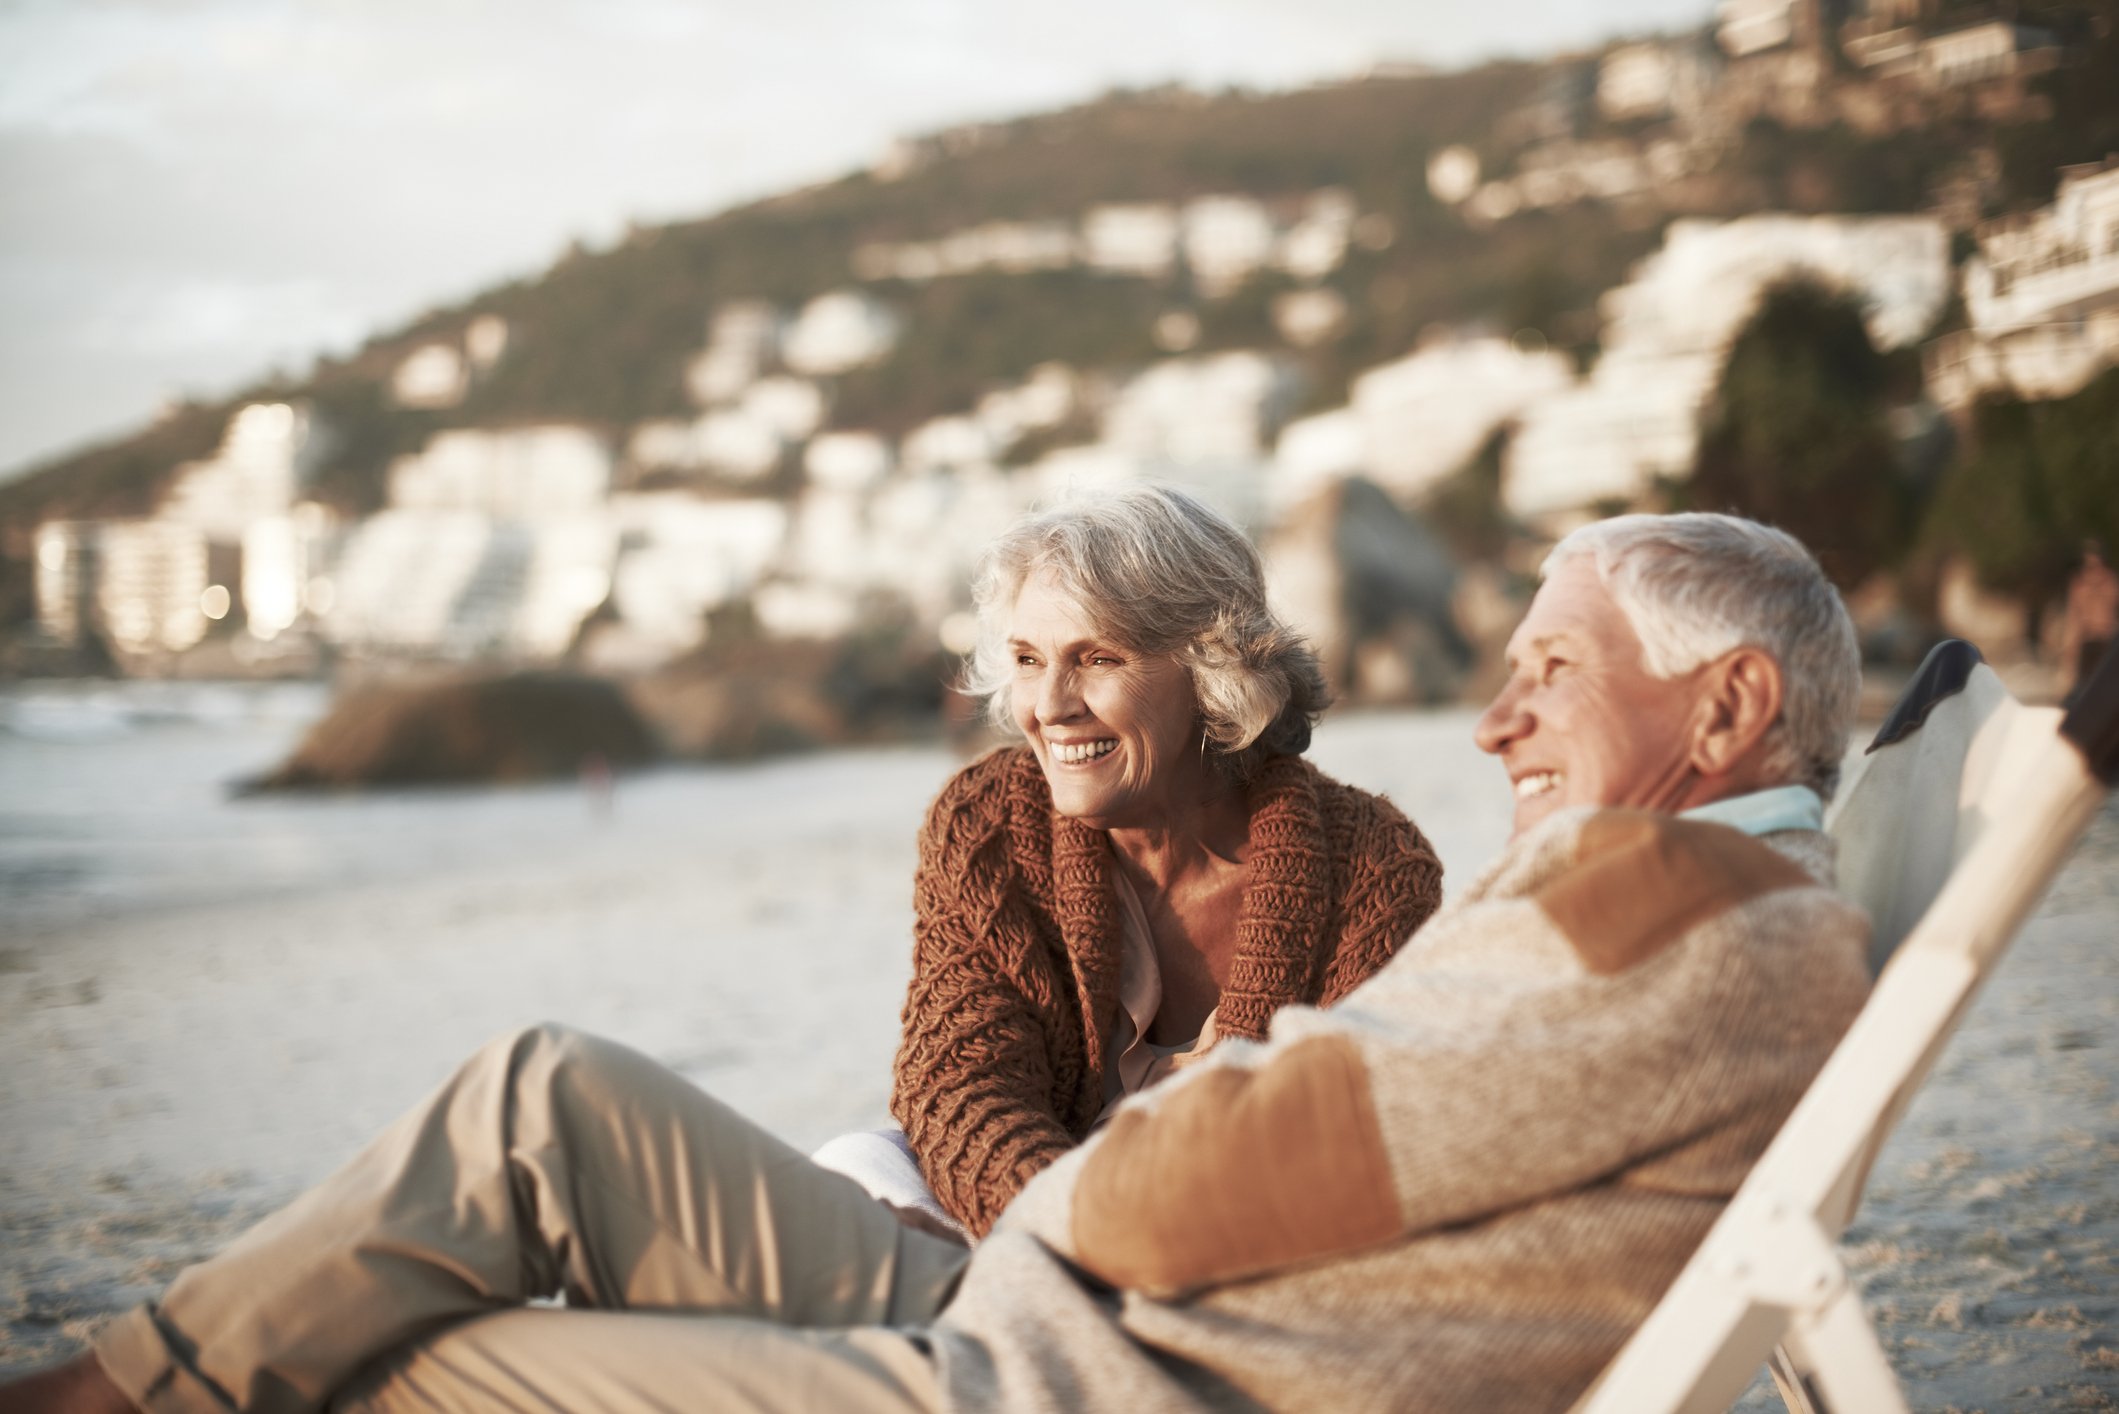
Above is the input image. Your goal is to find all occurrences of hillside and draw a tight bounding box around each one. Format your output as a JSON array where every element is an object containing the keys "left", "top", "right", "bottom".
[{"left": 2, "top": 8, "right": 2114, "bottom": 635}]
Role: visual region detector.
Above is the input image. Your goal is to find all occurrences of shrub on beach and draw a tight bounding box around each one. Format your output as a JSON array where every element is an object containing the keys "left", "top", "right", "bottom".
[{"left": 249, "top": 671, "right": 658, "bottom": 790}]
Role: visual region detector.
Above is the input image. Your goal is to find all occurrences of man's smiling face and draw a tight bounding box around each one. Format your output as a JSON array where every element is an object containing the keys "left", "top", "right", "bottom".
[{"left": 1473, "top": 555, "right": 1710, "bottom": 838}]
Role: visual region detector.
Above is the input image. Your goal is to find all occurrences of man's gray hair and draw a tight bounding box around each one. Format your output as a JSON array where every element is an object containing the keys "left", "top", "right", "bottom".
[
  {"left": 966, "top": 485, "right": 1329, "bottom": 779},
  {"left": 1544, "top": 512, "right": 1861, "bottom": 799}
]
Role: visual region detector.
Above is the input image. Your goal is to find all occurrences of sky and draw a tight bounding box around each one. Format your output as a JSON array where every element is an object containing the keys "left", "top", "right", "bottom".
[{"left": 0, "top": 0, "right": 1717, "bottom": 481}]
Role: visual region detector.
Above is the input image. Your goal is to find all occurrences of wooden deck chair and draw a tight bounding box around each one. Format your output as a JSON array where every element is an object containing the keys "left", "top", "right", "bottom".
[{"left": 1575, "top": 640, "right": 2119, "bottom": 1414}]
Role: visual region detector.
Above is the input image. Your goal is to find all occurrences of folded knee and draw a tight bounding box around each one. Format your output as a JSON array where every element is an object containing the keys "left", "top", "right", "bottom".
[
  {"left": 452, "top": 1023, "right": 591, "bottom": 1106},
  {"left": 474, "top": 1022, "right": 654, "bottom": 1116},
  {"left": 470, "top": 1020, "right": 584, "bottom": 1070}
]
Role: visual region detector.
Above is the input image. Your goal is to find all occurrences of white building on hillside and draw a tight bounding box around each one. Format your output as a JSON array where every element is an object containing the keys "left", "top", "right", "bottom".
[
  {"left": 1920, "top": 20, "right": 2058, "bottom": 88},
  {"left": 95, "top": 520, "right": 213, "bottom": 655},
  {"left": 1272, "top": 289, "right": 1349, "bottom": 347},
  {"left": 849, "top": 192, "right": 1356, "bottom": 291},
  {"left": 901, "top": 415, "right": 997, "bottom": 477},
  {"left": 391, "top": 318, "right": 508, "bottom": 408},
  {"left": 38, "top": 403, "right": 315, "bottom": 655},
  {"left": 596, "top": 494, "right": 788, "bottom": 663},
  {"left": 1427, "top": 148, "right": 1482, "bottom": 206},
  {"left": 781, "top": 290, "right": 900, "bottom": 375},
  {"left": 1182, "top": 196, "right": 1277, "bottom": 297},
  {"left": 853, "top": 222, "right": 1078, "bottom": 281},
  {"left": 389, "top": 425, "right": 611, "bottom": 518},
  {"left": 625, "top": 420, "right": 699, "bottom": 476},
  {"left": 805, "top": 431, "right": 894, "bottom": 491},
  {"left": 34, "top": 522, "right": 98, "bottom": 648},
  {"left": 942, "top": 221, "right": 1078, "bottom": 274},
  {"left": 1467, "top": 138, "right": 1694, "bottom": 224},
  {"left": 466, "top": 315, "right": 510, "bottom": 370},
  {"left": 242, "top": 504, "right": 340, "bottom": 642},
  {"left": 1597, "top": 38, "right": 1716, "bottom": 122},
  {"left": 1023, "top": 441, "right": 1141, "bottom": 506},
  {"left": 1271, "top": 336, "right": 1575, "bottom": 512},
  {"left": 159, "top": 402, "right": 315, "bottom": 544},
  {"left": 1270, "top": 411, "right": 1365, "bottom": 505},
  {"left": 1088, "top": 352, "right": 1301, "bottom": 527},
  {"left": 1275, "top": 190, "right": 1358, "bottom": 282},
  {"left": 512, "top": 520, "right": 618, "bottom": 659},
  {"left": 35, "top": 518, "right": 222, "bottom": 656},
  {"left": 318, "top": 511, "right": 615, "bottom": 661},
  {"left": 783, "top": 486, "right": 872, "bottom": 590},
  {"left": 975, "top": 363, "right": 1082, "bottom": 452},
  {"left": 1599, "top": 42, "right": 1679, "bottom": 119},
  {"left": 692, "top": 409, "right": 788, "bottom": 482},
  {"left": 631, "top": 380, "right": 821, "bottom": 482},
  {"left": 1105, "top": 351, "right": 1299, "bottom": 466},
  {"left": 1842, "top": 22, "right": 1924, "bottom": 74},
  {"left": 1082, "top": 204, "right": 1181, "bottom": 278},
  {"left": 1507, "top": 214, "right": 1951, "bottom": 522},
  {"left": 319, "top": 510, "right": 499, "bottom": 657},
  {"left": 738, "top": 377, "right": 827, "bottom": 443},
  {"left": 862, "top": 468, "right": 1034, "bottom": 626},
  {"left": 392, "top": 343, "right": 469, "bottom": 409},
  {"left": 1931, "top": 159, "right": 2119, "bottom": 408},
  {"left": 686, "top": 301, "right": 785, "bottom": 406},
  {"left": 1718, "top": 0, "right": 1801, "bottom": 56},
  {"left": 334, "top": 425, "right": 618, "bottom": 658}
]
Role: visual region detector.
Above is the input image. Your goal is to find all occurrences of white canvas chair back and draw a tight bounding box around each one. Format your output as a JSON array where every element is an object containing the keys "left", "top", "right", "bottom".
[
  {"left": 1826, "top": 640, "right": 2064, "bottom": 976},
  {"left": 1576, "top": 641, "right": 2117, "bottom": 1414}
]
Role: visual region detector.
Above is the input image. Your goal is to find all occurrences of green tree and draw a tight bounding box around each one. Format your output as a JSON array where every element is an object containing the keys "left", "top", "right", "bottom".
[
  {"left": 1681, "top": 278, "right": 1909, "bottom": 588},
  {"left": 1925, "top": 368, "right": 2119, "bottom": 609}
]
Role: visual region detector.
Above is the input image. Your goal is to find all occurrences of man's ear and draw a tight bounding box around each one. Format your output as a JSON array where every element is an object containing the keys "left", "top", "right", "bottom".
[{"left": 1688, "top": 647, "right": 1784, "bottom": 783}]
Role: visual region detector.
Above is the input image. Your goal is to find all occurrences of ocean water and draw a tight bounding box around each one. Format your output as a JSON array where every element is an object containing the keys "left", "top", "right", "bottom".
[
  {"left": 0, "top": 680, "right": 1516, "bottom": 941},
  {"left": 1, "top": 681, "right": 2114, "bottom": 1407}
]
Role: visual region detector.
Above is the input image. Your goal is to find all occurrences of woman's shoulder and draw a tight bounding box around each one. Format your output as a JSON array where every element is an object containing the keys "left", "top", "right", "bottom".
[
  {"left": 1277, "top": 759, "right": 1445, "bottom": 995},
  {"left": 1284, "top": 755, "right": 1442, "bottom": 890},
  {"left": 929, "top": 744, "right": 1045, "bottom": 810},
  {"left": 921, "top": 745, "right": 1051, "bottom": 846},
  {"left": 1274, "top": 754, "right": 1416, "bottom": 831}
]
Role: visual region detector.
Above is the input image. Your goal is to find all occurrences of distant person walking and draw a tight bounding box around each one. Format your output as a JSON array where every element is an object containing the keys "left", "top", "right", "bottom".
[
  {"left": 2063, "top": 542, "right": 2118, "bottom": 705},
  {"left": 578, "top": 749, "right": 613, "bottom": 818}
]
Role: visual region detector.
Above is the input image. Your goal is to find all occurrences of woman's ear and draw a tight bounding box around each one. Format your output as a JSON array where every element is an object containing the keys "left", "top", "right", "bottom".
[{"left": 1688, "top": 647, "right": 1785, "bottom": 783}]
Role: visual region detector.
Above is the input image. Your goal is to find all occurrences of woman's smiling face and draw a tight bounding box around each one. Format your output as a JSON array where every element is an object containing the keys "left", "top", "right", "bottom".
[{"left": 1007, "top": 568, "right": 1205, "bottom": 830}]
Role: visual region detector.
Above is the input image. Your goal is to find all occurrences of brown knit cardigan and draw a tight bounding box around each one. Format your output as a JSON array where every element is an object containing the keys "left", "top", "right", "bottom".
[{"left": 890, "top": 745, "right": 1443, "bottom": 1235}]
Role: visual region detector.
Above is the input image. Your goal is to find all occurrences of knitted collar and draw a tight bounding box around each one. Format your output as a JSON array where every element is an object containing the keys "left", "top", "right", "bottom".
[{"left": 1041, "top": 752, "right": 1334, "bottom": 1060}]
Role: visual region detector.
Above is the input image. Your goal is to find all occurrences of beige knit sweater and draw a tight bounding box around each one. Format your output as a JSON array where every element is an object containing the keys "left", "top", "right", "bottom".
[
  {"left": 893, "top": 746, "right": 1444, "bottom": 1235},
  {"left": 926, "top": 806, "right": 1872, "bottom": 1412}
]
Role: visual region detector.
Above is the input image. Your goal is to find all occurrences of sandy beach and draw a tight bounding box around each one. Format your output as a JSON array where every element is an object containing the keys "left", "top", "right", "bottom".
[{"left": 1, "top": 684, "right": 2114, "bottom": 1409}]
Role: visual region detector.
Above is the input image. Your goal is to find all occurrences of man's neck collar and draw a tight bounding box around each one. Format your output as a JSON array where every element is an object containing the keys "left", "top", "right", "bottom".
[{"left": 1679, "top": 783, "right": 1824, "bottom": 838}]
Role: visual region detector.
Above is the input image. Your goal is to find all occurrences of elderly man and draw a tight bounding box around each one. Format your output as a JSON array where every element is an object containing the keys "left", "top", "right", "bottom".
[{"left": 8, "top": 512, "right": 1871, "bottom": 1414}]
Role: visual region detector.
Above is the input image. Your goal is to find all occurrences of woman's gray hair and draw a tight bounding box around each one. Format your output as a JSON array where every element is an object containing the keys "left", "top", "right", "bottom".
[
  {"left": 1544, "top": 512, "right": 1862, "bottom": 800},
  {"left": 966, "top": 485, "right": 1329, "bottom": 779}
]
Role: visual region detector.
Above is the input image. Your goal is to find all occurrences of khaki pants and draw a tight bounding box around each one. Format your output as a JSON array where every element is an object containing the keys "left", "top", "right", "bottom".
[{"left": 91, "top": 1025, "right": 972, "bottom": 1413}]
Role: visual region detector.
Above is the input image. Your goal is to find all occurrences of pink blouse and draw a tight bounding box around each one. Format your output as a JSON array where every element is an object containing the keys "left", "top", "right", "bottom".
[{"left": 1097, "top": 868, "right": 1222, "bottom": 1124}]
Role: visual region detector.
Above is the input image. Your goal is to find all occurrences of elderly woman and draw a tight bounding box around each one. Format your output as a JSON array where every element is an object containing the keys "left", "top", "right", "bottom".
[{"left": 816, "top": 486, "right": 1443, "bottom": 1239}]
